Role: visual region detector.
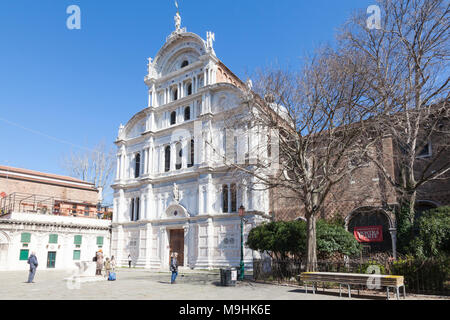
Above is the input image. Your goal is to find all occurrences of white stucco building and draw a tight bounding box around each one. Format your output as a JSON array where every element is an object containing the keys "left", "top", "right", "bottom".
[
  {"left": 111, "top": 12, "right": 271, "bottom": 270},
  {"left": 0, "top": 212, "right": 111, "bottom": 271}
]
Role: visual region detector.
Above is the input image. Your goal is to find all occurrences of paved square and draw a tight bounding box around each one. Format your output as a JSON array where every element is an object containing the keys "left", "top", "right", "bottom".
[{"left": 0, "top": 269, "right": 446, "bottom": 300}]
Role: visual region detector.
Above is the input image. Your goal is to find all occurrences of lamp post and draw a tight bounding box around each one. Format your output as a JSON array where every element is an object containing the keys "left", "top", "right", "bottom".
[{"left": 238, "top": 205, "right": 245, "bottom": 280}]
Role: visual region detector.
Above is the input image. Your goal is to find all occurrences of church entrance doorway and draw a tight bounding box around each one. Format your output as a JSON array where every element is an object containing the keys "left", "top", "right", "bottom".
[{"left": 169, "top": 229, "right": 184, "bottom": 267}]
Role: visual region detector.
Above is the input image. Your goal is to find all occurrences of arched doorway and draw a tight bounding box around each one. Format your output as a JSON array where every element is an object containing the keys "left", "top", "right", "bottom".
[
  {"left": 0, "top": 231, "right": 10, "bottom": 270},
  {"left": 346, "top": 207, "right": 394, "bottom": 256}
]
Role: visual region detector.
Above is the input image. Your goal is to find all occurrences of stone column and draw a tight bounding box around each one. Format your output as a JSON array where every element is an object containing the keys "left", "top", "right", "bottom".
[
  {"left": 160, "top": 227, "right": 167, "bottom": 269},
  {"left": 389, "top": 228, "right": 398, "bottom": 260},
  {"left": 116, "top": 155, "right": 121, "bottom": 180},
  {"left": 183, "top": 225, "right": 189, "bottom": 268},
  {"left": 181, "top": 139, "right": 188, "bottom": 169},
  {"left": 170, "top": 143, "right": 176, "bottom": 172},
  {"left": 145, "top": 224, "right": 153, "bottom": 268},
  {"left": 160, "top": 146, "right": 165, "bottom": 174},
  {"left": 207, "top": 218, "right": 214, "bottom": 269}
]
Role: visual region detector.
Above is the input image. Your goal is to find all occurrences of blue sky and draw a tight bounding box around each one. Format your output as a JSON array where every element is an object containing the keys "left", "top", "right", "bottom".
[{"left": 0, "top": 0, "right": 373, "bottom": 200}]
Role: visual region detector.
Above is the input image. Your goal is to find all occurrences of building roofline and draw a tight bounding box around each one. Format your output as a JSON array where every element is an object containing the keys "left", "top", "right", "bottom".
[{"left": 0, "top": 166, "right": 97, "bottom": 191}]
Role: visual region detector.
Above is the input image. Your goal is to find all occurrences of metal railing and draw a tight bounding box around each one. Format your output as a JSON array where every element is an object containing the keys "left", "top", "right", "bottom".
[
  {"left": 0, "top": 192, "right": 112, "bottom": 220},
  {"left": 253, "top": 257, "right": 450, "bottom": 296}
]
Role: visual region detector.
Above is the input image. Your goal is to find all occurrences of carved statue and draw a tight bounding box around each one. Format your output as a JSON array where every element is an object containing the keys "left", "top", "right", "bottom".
[
  {"left": 147, "top": 57, "right": 155, "bottom": 76},
  {"left": 206, "top": 31, "right": 215, "bottom": 50},
  {"left": 172, "top": 183, "right": 180, "bottom": 202},
  {"left": 174, "top": 12, "right": 181, "bottom": 31},
  {"left": 118, "top": 124, "right": 124, "bottom": 138},
  {"left": 246, "top": 78, "right": 253, "bottom": 91}
]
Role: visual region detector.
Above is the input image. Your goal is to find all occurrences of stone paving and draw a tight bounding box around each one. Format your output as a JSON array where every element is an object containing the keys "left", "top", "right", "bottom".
[{"left": 0, "top": 268, "right": 448, "bottom": 300}]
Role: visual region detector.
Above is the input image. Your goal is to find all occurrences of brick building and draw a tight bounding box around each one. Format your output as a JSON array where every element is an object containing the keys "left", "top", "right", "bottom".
[
  {"left": 270, "top": 110, "right": 450, "bottom": 257},
  {"left": 0, "top": 165, "right": 111, "bottom": 218}
]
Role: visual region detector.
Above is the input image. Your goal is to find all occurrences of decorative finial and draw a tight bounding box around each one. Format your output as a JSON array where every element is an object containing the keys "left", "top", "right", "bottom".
[
  {"left": 174, "top": 1, "right": 181, "bottom": 31},
  {"left": 206, "top": 31, "right": 215, "bottom": 50}
]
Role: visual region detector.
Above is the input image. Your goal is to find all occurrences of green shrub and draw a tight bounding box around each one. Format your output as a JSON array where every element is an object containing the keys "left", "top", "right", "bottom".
[
  {"left": 390, "top": 255, "right": 450, "bottom": 293},
  {"left": 316, "top": 220, "right": 361, "bottom": 258},
  {"left": 247, "top": 219, "right": 361, "bottom": 259},
  {"left": 409, "top": 206, "right": 450, "bottom": 259}
]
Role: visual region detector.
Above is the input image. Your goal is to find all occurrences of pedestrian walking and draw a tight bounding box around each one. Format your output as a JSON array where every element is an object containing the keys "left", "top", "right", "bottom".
[
  {"left": 111, "top": 256, "right": 116, "bottom": 272},
  {"left": 96, "top": 250, "right": 104, "bottom": 276},
  {"left": 128, "top": 254, "right": 132, "bottom": 268},
  {"left": 170, "top": 252, "right": 178, "bottom": 284},
  {"left": 26, "top": 252, "right": 38, "bottom": 283},
  {"left": 104, "top": 257, "right": 111, "bottom": 279}
]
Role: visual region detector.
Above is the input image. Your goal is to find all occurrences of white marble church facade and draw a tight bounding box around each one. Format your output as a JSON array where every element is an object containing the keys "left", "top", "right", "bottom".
[{"left": 111, "top": 13, "right": 269, "bottom": 270}]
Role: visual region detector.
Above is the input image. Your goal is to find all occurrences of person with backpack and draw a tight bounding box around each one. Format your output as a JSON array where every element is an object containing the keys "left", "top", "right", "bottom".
[
  {"left": 26, "top": 252, "right": 38, "bottom": 283},
  {"left": 104, "top": 257, "right": 111, "bottom": 279},
  {"left": 96, "top": 250, "right": 104, "bottom": 276},
  {"left": 170, "top": 252, "right": 178, "bottom": 284}
]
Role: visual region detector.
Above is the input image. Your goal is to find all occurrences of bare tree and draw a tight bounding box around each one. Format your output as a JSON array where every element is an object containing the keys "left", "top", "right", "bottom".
[
  {"left": 61, "top": 141, "right": 116, "bottom": 202},
  {"left": 340, "top": 0, "right": 450, "bottom": 223},
  {"left": 215, "top": 48, "right": 374, "bottom": 271}
]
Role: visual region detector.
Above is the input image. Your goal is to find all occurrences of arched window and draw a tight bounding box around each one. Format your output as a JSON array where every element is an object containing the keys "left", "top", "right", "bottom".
[
  {"left": 188, "top": 139, "right": 194, "bottom": 168},
  {"left": 170, "top": 111, "right": 177, "bottom": 125},
  {"left": 165, "top": 146, "right": 171, "bottom": 172},
  {"left": 135, "top": 198, "right": 140, "bottom": 221},
  {"left": 134, "top": 153, "right": 141, "bottom": 178},
  {"left": 173, "top": 88, "right": 178, "bottom": 101},
  {"left": 230, "top": 183, "right": 237, "bottom": 212},
  {"left": 222, "top": 185, "right": 229, "bottom": 213},
  {"left": 176, "top": 143, "right": 182, "bottom": 170},
  {"left": 181, "top": 60, "right": 189, "bottom": 68},
  {"left": 187, "top": 83, "right": 192, "bottom": 96},
  {"left": 184, "top": 107, "right": 191, "bottom": 121},
  {"left": 130, "top": 200, "right": 135, "bottom": 221}
]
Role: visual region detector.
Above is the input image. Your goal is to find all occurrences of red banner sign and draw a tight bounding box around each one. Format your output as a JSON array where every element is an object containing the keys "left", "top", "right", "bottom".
[
  {"left": 0, "top": 192, "right": 6, "bottom": 198},
  {"left": 354, "top": 226, "right": 383, "bottom": 243}
]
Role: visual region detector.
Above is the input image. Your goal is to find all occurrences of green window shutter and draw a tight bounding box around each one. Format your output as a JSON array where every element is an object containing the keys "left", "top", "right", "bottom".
[
  {"left": 49, "top": 234, "right": 58, "bottom": 244},
  {"left": 96, "top": 236, "right": 104, "bottom": 246},
  {"left": 19, "top": 249, "right": 29, "bottom": 261},
  {"left": 74, "top": 235, "right": 82, "bottom": 245},
  {"left": 21, "top": 233, "right": 31, "bottom": 243},
  {"left": 73, "top": 250, "right": 81, "bottom": 260}
]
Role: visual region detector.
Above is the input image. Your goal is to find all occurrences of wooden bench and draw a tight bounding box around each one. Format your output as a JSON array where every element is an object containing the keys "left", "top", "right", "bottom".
[{"left": 300, "top": 272, "right": 406, "bottom": 300}]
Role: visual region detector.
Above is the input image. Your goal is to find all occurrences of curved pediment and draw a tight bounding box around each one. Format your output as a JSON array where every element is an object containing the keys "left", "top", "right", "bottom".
[
  {"left": 120, "top": 112, "right": 147, "bottom": 141},
  {"left": 165, "top": 202, "right": 190, "bottom": 219},
  {"left": 152, "top": 33, "right": 208, "bottom": 77}
]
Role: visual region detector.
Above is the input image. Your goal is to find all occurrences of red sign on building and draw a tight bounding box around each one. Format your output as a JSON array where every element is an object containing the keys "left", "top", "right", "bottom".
[{"left": 354, "top": 226, "right": 383, "bottom": 243}]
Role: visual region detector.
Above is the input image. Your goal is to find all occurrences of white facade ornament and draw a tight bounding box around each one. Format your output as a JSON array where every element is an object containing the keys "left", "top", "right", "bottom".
[
  {"left": 175, "top": 12, "right": 181, "bottom": 31},
  {"left": 246, "top": 79, "right": 253, "bottom": 91},
  {"left": 147, "top": 57, "right": 155, "bottom": 76},
  {"left": 172, "top": 183, "right": 180, "bottom": 203},
  {"left": 118, "top": 124, "right": 125, "bottom": 139},
  {"left": 206, "top": 31, "right": 215, "bottom": 51}
]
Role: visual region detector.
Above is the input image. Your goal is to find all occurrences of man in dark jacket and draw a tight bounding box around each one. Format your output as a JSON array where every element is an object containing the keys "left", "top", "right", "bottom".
[
  {"left": 27, "top": 252, "right": 38, "bottom": 283},
  {"left": 170, "top": 252, "right": 178, "bottom": 284}
]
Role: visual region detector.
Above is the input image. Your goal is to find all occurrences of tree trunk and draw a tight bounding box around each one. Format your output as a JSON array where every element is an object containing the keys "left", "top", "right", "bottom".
[{"left": 306, "top": 213, "right": 318, "bottom": 272}]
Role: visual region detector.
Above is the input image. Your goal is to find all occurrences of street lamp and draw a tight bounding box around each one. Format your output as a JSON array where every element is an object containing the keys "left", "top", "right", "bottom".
[{"left": 238, "top": 205, "right": 246, "bottom": 280}]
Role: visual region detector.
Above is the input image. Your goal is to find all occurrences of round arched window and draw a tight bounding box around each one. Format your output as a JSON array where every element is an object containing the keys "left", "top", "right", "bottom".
[{"left": 181, "top": 60, "right": 189, "bottom": 68}]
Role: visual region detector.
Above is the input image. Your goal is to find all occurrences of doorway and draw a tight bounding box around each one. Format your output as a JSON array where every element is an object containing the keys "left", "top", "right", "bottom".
[
  {"left": 47, "top": 251, "right": 56, "bottom": 269},
  {"left": 169, "top": 229, "right": 184, "bottom": 267}
]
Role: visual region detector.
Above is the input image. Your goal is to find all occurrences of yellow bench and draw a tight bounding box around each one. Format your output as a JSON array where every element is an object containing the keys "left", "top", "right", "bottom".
[{"left": 300, "top": 272, "right": 406, "bottom": 300}]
